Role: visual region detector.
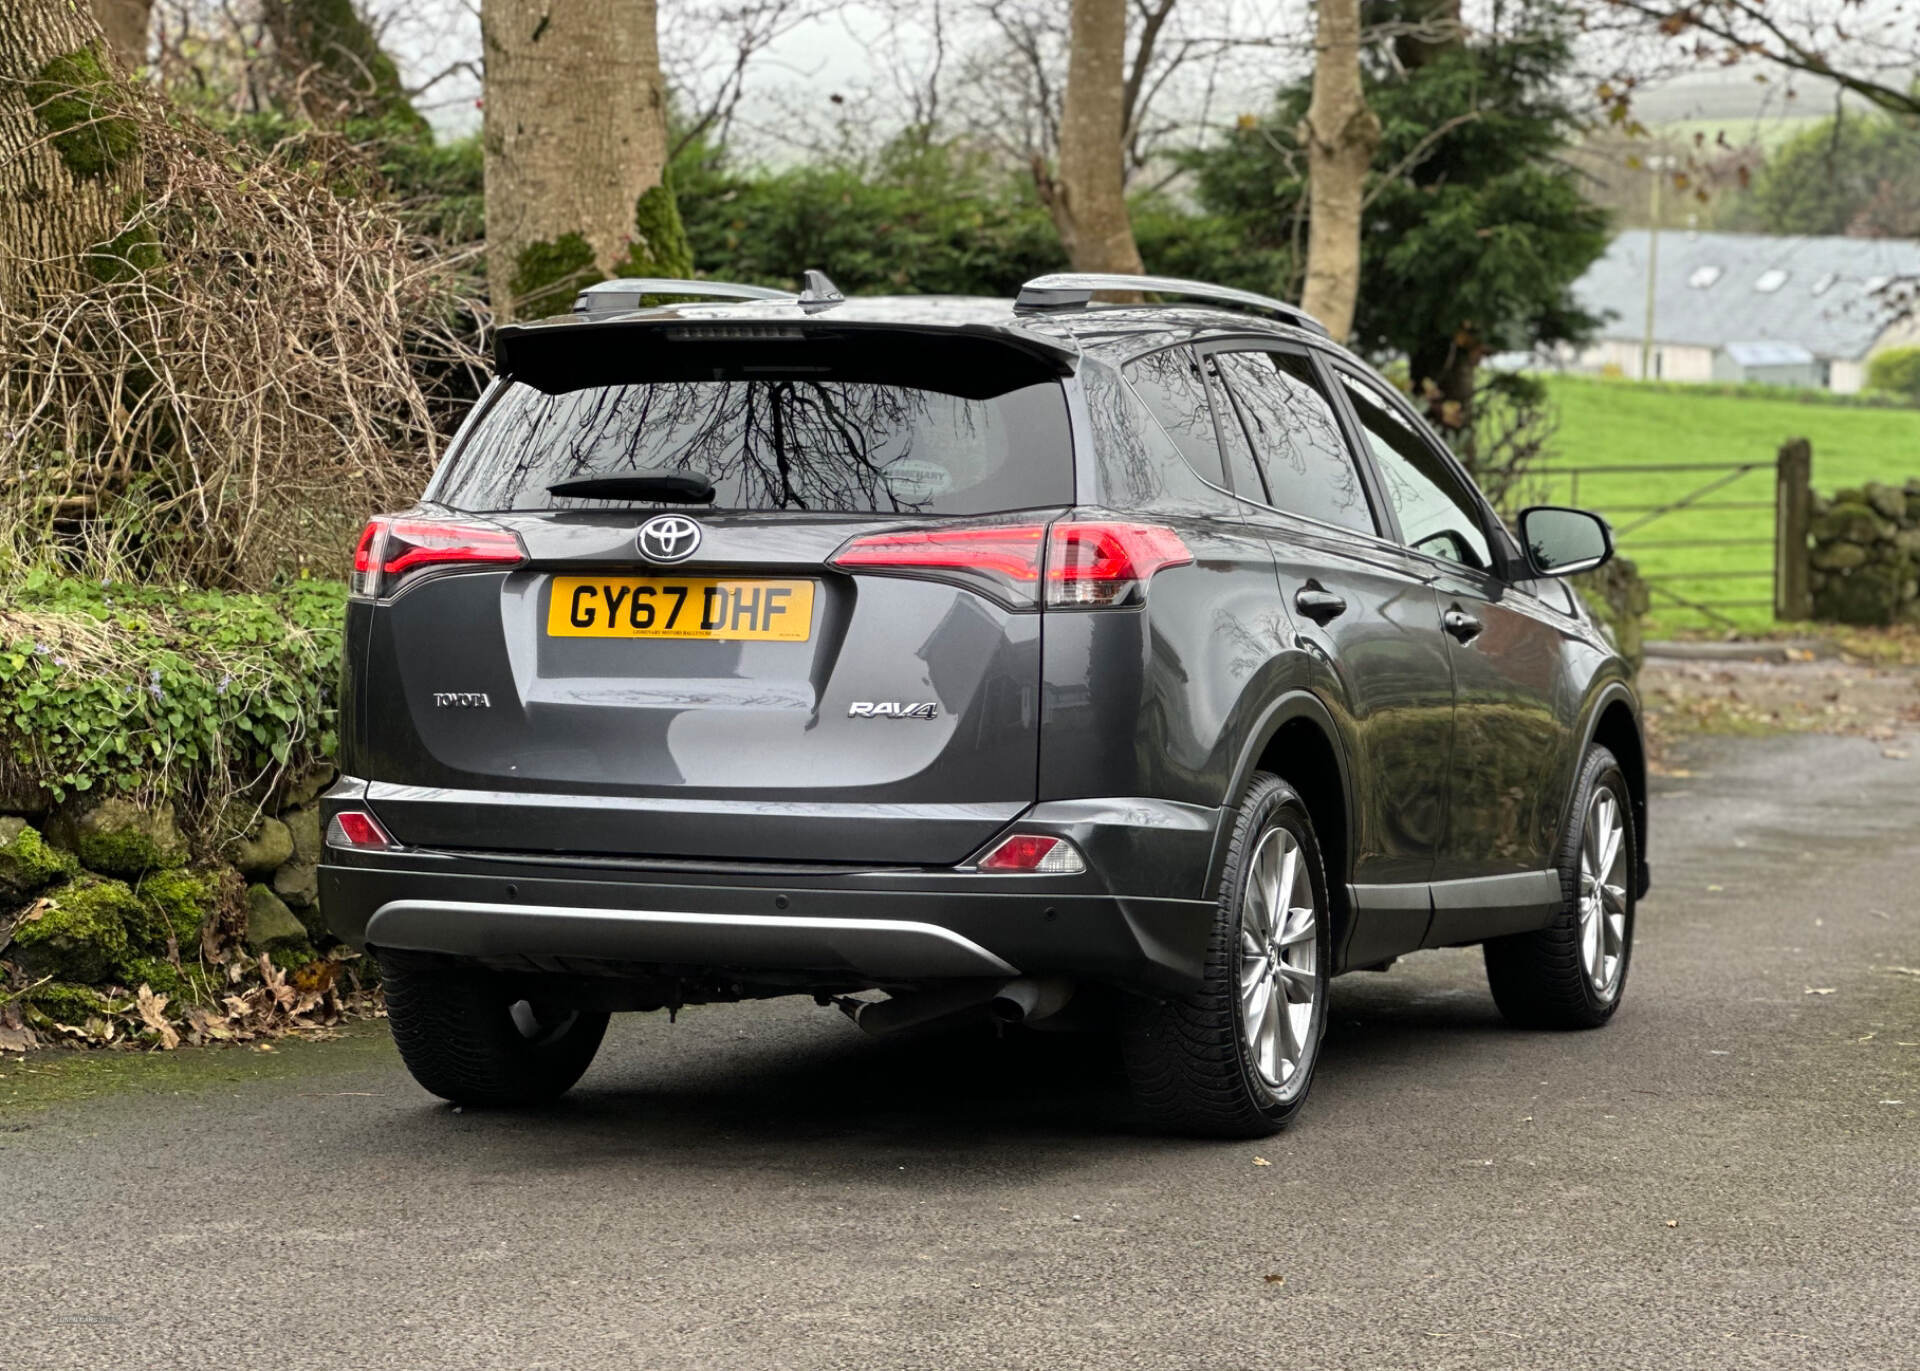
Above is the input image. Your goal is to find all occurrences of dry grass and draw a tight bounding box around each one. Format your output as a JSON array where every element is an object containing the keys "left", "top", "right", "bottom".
[{"left": 0, "top": 77, "right": 483, "bottom": 588}]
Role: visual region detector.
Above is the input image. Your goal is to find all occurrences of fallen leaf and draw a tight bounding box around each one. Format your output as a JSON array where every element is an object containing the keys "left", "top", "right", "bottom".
[
  {"left": 1263, "top": 1274, "right": 1286, "bottom": 1285},
  {"left": 1706, "top": 884, "right": 1724, "bottom": 892},
  {"left": 1804, "top": 987, "right": 1836, "bottom": 995},
  {"left": 1252, "top": 1156, "right": 1272, "bottom": 1167},
  {"left": 1886, "top": 967, "right": 1920, "bottom": 979},
  {"left": 1665, "top": 1220, "right": 1678, "bottom": 1228},
  {"left": 1883, "top": 748, "right": 1909, "bottom": 760},
  {"left": 134, "top": 984, "right": 180, "bottom": 1051}
]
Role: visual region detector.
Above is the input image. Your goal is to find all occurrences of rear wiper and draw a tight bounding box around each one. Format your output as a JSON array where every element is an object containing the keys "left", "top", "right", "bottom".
[{"left": 546, "top": 472, "right": 715, "bottom": 504}]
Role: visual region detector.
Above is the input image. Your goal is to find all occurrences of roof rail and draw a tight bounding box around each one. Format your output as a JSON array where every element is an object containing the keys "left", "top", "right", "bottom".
[
  {"left": 572, "top": 278, "right": 797, "bottom": 315},
  {"left": 1013, "top": 272, "right": 1328, "bottom": 337}
]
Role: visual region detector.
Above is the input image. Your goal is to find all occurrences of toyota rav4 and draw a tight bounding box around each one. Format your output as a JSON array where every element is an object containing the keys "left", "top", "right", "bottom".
[{"left": 321, "top": 271, "right": 1649, "bottom": 1137}]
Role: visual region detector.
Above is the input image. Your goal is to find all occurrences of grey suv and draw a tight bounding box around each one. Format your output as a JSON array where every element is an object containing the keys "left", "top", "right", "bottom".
[{"left": 321, "top": 271, "right": 1648, "bottom": 1137}]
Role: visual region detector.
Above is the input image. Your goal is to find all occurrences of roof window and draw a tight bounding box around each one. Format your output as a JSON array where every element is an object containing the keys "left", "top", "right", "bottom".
[
  {"left": 1687, "top": 265, "right": 1722, "bottom": 290},
  {"left": 1811, "top": 272, "right": 1837, "bottom": 297},
  {"left": 1754, "top": 269, "right": 1789, "bottom": 293}
]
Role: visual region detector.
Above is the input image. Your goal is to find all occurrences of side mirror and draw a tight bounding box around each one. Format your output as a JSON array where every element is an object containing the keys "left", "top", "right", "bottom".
[{"left": 1518, "top": 506, "right": 1613, "bottom": 578}]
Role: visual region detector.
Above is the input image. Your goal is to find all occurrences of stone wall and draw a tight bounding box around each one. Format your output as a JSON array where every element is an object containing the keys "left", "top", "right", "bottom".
[
  {"left": 1575, "top": 554, "right": 1651, "bottom": 674},
  {"left": 0, "top": 764, "right": 335, "bottom": 1035},
  {"left": 1809, "top": 479, "right": 1920, "bottom": 626}
]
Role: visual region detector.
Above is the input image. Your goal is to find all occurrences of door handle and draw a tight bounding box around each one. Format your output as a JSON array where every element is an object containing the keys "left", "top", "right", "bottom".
[
  {"left": 1294, "top": 586, "right": 1348, "bottom": 624},
  {"left": 1443, "top": 607, "right": 1483, "bottom": 643}
]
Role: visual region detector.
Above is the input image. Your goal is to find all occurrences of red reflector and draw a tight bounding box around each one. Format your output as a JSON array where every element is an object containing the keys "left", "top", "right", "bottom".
[
  {"left": 977, "top": 834, "right": 1085, "bottom": 874},
  {"left": 326, "top": 810, "right": 395, "bottom": 850},
  {"left": 348, "top": 516, "right": 523, "bottom": 599},
  {"left": 1046, "top": 522, "right": 1192, "bottom": 608}
]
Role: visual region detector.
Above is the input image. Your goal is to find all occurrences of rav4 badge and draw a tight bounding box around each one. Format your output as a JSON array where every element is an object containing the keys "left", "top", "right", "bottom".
[{"left": 848, "top": 701, "right": 938, "bottom": 720}]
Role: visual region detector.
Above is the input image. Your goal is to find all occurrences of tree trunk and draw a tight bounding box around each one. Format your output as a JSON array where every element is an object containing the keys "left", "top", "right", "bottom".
[
  {"left": 483, "top": 0, "right": 689, "bottom": 322},
  {"left": 90, "top": 0, "right": 151, "bottom": 69},
  {"left": 1045, "top": 0, "right": 1144, "bottom": 275},
  {"left": 0, "top": 0, "right": 143, "bottom": 303},
  {"left": 261, "top": 0, "right": 428, "bottom": 134},
  {"left": 1297, "top": 0, "right": 1379, "bottom": 344}
]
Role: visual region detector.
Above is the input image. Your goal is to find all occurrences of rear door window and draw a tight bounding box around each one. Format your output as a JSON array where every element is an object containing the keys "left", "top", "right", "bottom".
[
  {"left": 433, "top": 376, "right": 1073, "bottom": 516},
  {"left": 1201, "top": 354, "right": 1268, "bottom": 501},
  {"left": 1213, "top": 351, "right": 1376, "bottom": 534}
]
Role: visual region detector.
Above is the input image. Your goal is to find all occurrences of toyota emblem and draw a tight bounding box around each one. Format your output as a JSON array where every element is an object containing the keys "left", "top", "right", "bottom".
[{"left": 637, "top": 514, "right": 702, "bottom": 564}]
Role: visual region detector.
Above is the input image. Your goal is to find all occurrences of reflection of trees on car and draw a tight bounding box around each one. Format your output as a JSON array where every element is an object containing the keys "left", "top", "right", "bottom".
[{"left": 441, "top": 380, "right": 991, "bottom": 515}]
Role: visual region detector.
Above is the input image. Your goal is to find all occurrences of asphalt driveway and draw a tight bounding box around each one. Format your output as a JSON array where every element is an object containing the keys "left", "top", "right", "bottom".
[{"left": 3, "top": 729, "right": 1916, "bottom": 1370}]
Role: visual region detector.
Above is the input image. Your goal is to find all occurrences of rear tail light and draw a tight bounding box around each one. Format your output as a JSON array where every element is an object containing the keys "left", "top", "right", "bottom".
[
  {"left": 1045, "top": 521, "right": 1193, "bottom": 608},
  {"left": 830, "top": 520, "right": 1188, "bottom": 610},
  {"left": 831, "top": 524, "right": 1047, "bottom": 609},
  {"left": 325, "top": 810, "right": 397, "bottom": 851},
  {"left": 977, "top": 833, "right": 1086, "bottom": 874},
  {"left": 350, "top": 516, "right": 525, "bottom": 599}
]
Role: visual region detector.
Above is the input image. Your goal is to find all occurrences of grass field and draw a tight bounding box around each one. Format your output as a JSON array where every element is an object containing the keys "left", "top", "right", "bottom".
[{"left": 1524, "top": 375, "right": 1920, "bottom": 635}]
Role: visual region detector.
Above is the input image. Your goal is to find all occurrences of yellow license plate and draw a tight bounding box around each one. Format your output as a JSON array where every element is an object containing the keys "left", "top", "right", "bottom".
[{"left": 547, "top": 576, "right": 816, "bottom": 641}]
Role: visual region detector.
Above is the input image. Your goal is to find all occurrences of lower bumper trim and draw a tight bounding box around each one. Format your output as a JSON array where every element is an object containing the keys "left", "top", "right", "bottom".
[{"left": 365, "top": 899, "right": 1020, "bottom": 980}]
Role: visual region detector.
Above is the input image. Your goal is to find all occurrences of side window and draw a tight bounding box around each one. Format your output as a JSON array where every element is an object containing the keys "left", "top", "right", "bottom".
[
  {"left": 1214, "top": 351, "right": 1375, "bottom": 534},
  {"left": 1200, "top": 354, "right": 1267, "bottom": 501},
  {"left": 1337, "top": 372, "right": 1492, "bottom": 570},
  {"left": 1080, "top": 363, "right": 1233, "bottom": 514},
  {"left": 1122, "top": 347, "right": 1227, "bottom": 486}
]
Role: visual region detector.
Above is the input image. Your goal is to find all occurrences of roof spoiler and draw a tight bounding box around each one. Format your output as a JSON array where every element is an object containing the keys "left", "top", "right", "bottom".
[{"left": 1014, "top": 272, "right": 1329, "bottom": 337}]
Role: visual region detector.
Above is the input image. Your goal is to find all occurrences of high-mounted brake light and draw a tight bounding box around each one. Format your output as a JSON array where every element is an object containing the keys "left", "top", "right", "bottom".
[
  {"left": 829, "top": 520, "right": 1189, "bottom": 610},
  {"left": 977, "top": 833, "right": 1086, "bottom": 874},
  {"left": 325, "top": 809, "right": 397, "bottom": 851},
  {"left": 349, "top": 516, "right": 525, "bottom": 599}
]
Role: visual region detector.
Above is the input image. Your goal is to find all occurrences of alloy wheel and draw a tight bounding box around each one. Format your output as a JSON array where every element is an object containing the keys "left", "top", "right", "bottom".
[
  {"left": 1238, "top": 825, "right": 1320, "bottom": 1099},
  {"left": 1579, "top": 788, "right": 1629, "bottom": 1000}
]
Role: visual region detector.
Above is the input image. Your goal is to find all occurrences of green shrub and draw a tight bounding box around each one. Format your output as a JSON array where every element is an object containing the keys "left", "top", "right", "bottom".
[
  {"left": 0, "top": 573, "right": 343, "bottom": 817},
  {"left": 1867, "top": 347, "right": 1920, "bottom": 401}
]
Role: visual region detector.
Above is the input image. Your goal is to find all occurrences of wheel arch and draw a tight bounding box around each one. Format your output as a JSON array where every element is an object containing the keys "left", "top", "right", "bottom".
[
  {"left": 1215, "top": 690, "right": 1356, "bottom": 964},
  {"left": 1580, "top": 683, "right": 1649, "bottom": 897}
]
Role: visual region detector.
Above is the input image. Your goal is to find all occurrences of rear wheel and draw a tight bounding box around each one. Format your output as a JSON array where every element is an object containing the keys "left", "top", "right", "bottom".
[
  {"left": 1483, "top": 744, "right": 1635, "bottom": 1029},
  {"left": 382, "top": 964, "right": 610, "bottom": 1106},
  {"left": 1122, "top": 773, "right": 1331, "bottom": 1137}
]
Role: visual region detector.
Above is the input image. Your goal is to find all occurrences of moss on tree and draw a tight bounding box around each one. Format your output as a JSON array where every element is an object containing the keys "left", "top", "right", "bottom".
[
  {"left": 510, "top": 232, "right": 600, "bottom": 314},
  {"left": 86, "top": 217, "right": 162, "bottom": 284},
  {"left": 619, "top": 177, "right": 694, "bottom": 279},
  {"left": 27, "top": 45, "right": 140, "bottom": 180}
]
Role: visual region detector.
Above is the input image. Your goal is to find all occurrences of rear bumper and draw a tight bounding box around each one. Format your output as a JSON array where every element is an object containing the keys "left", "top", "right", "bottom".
[{"left": 319, "top": 790, "right": 1222, "bottom": 993}]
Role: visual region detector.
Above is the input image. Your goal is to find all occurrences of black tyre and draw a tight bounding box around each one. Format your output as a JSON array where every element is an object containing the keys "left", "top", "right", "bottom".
[
  {"left": 382, "top": 964, "right": 610, "bottom": 1106},
  {"left": 1484, "top": 744, "right": 1636, "bottom": 1029},
  {"left": 1122, "top": 773, "right": 1333, "bottom": 1138}
]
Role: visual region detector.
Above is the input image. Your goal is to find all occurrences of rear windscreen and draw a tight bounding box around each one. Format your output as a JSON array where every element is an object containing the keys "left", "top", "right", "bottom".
[{"left": 432, "top": 376, "right": 1073, "bottom": 516}]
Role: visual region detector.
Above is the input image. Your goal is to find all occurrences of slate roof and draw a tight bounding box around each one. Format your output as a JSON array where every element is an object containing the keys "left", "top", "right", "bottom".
[{"left": 1575, "top": 230, "right": 1920, "bottom": 361}]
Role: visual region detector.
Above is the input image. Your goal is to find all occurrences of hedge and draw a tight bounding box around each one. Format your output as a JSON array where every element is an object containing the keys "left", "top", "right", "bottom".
[{"left": 0, "top": 572, "right": 344, "bottom": 821}]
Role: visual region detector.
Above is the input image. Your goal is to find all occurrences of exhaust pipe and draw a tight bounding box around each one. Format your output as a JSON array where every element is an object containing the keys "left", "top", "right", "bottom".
[
  {"left": 990, "top": 976, "right": 1075, "bottom": 1025},
  {"left": 849, "top": 977, "right": 1077, "bottom": 1037}
]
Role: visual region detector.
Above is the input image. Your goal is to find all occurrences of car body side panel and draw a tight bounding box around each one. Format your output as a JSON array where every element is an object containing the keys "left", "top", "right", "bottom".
[{"left": 1419, "top": 566, "right": 1625, "bottom": 946}]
